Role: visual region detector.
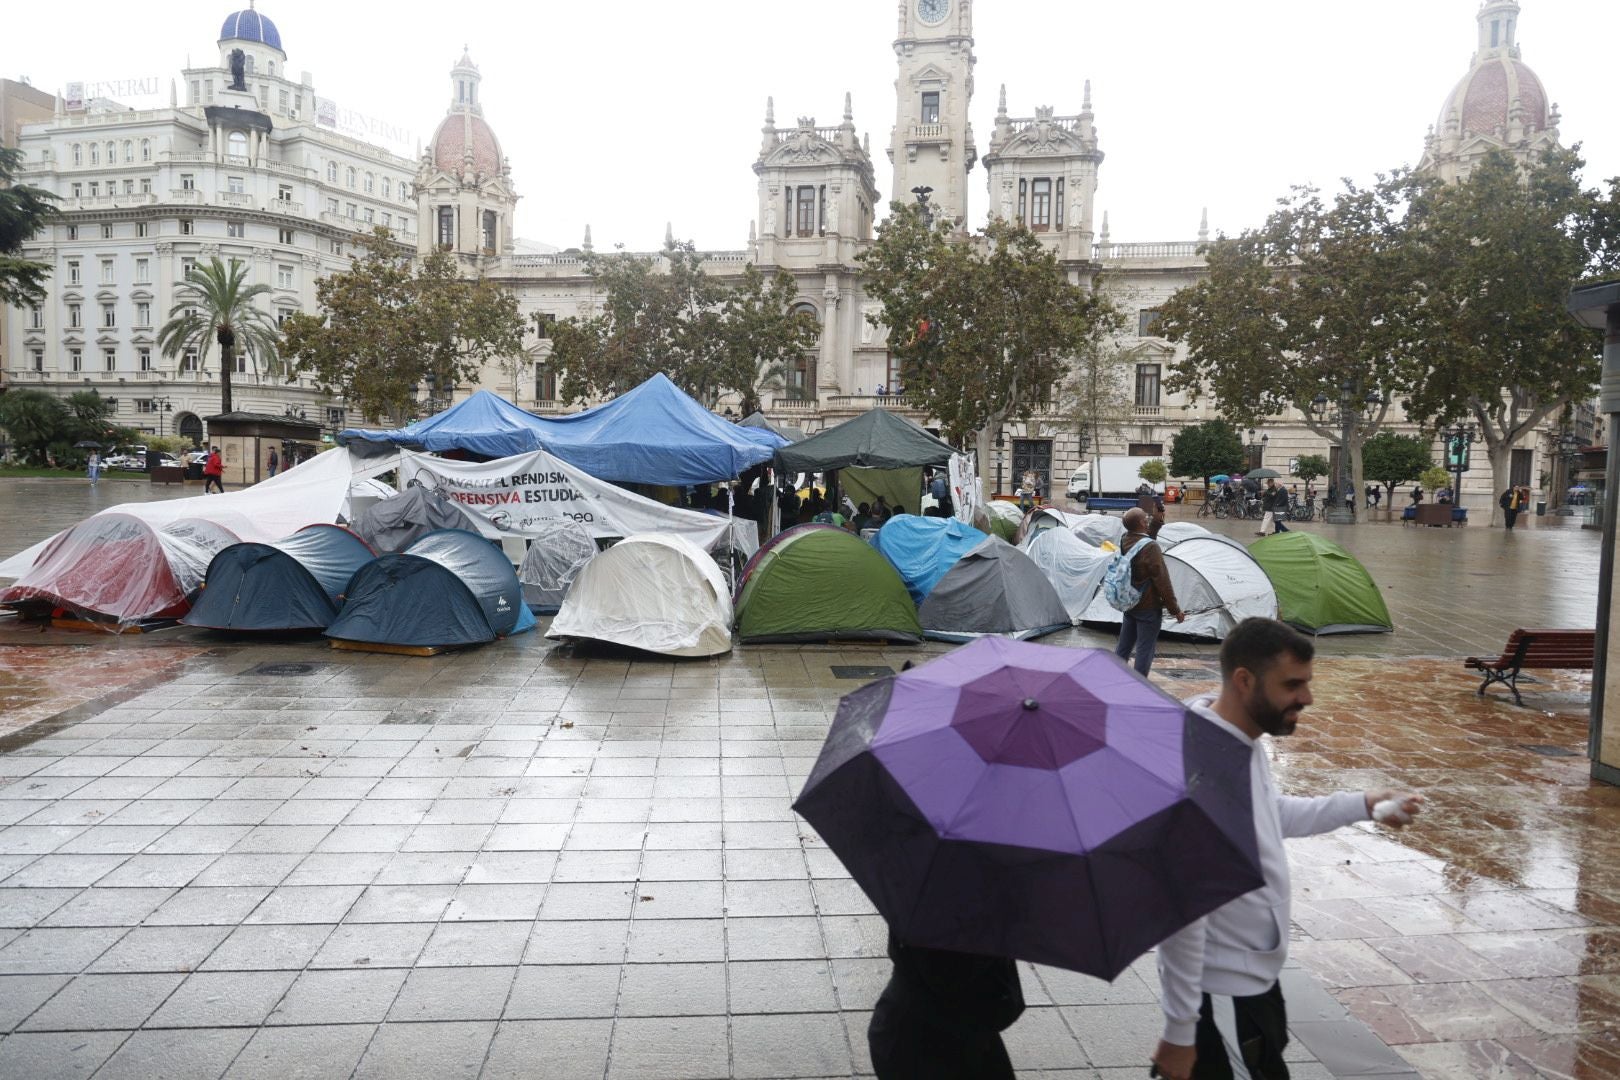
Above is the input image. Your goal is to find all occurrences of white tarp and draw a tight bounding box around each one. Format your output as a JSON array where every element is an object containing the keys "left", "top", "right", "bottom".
[
  {"left": 397, "top": 449, "right": 758, "bottom": 559},
  {"left": 0, "top": 448, "right": 400, "bottom": 581},
  {"left": 1020, "top": 527, "right": 1112, "bottom": 624},
  {"left": 1081, "top": 535, "right": 1277, "bottom": 641},
  {"left": 1072, "top": 513, "right": 1127, "bottom": 548},
  {"left": 548, "top": 533, "right": 733, "bottom": 657},
  {"left": 948, "top": 452, "right": 981, "bottom": 525}
]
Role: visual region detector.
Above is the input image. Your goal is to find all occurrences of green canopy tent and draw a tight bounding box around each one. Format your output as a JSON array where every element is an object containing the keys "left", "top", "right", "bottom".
[
  {"left": 773, "top": 409, "right": 956, "bottom": 524},
  {"left": 1248, "top": 531, "right": 1393, "bottom": 635},
  {"left": 734, "top": 526, "right": 922, "bottom": 644}
]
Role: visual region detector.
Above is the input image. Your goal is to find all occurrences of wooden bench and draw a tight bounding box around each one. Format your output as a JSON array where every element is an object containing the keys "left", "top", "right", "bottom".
[{"left": 1465, "top": 628, "right": 1595, "bottom": 706}]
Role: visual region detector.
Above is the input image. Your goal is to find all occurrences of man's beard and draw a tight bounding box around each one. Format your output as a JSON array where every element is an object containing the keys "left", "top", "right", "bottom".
[{"left": 1248, "top": 686, "right": 1300, "bottom": 737}]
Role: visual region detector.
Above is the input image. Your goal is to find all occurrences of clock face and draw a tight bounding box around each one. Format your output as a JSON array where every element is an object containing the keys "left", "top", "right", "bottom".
[{"left": 917, "top": 0, "right": 949, "bottom": 26}]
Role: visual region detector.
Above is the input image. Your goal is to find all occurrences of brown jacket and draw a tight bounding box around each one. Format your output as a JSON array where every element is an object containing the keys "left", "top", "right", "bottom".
[{"left": 1121, "top": 530, "right": 1182, "bottom": 619}]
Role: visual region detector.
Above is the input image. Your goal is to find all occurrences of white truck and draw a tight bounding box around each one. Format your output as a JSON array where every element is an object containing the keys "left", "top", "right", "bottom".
[{"left": 1067, "top": 456, "right": 1166, "bottom": 500}]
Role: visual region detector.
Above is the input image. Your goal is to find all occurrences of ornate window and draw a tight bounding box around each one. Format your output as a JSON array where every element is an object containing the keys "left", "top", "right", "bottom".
[
  {"left": 346, "top": 167, "right": 356, "bottom": 189},
  {"left": 1030, "top": 178, "right": 1052, "bottom": 231},
  {"left": 140, "top": 139, "right": 151, "bottom": 162},
  {"left": 1056, "top": 179, "right": 1065, "bottom": 229},
  {"left": 1135, "top": 364, "right": 1162, "bottom": 408},
  {"left": 796, "top": 186, "right": 817, "bottom": 237},
  {"left": 327, "top": 161, "right": 338, "bottom": 183},
  {"left": 921, "top": 92, "right": 940, "bottom": 124},
  {"left": 89, "top": 143, "right": 99, "bottom": 165},
  {"left": 364, "top": 172, "right": 374, "bottom": 194},
  {"left": 1017, "top": 178, "right": 1027, "bottom": 223},
  {"left": 72, "top": 143, "right": 82, "bottom": 165},
  {"left": 437, "top": 206, "right": 455, "bottom": 247},
  {"left": 381, "top": 178, "right": 391, "bottom": 199},
  {"left": 482, "top": 210, "right": 498, "bottom": 252},
  {"left": 122, "top": 141, "right": 133, "bottom": 163},
  {"left": 227, "top": 131, "right": 248, "bottom": 159}
]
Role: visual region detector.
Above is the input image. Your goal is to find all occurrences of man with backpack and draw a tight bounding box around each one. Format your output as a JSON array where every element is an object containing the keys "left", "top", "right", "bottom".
[{"left": 1107, "top": 508, "right": 1185, "bottom": 676}]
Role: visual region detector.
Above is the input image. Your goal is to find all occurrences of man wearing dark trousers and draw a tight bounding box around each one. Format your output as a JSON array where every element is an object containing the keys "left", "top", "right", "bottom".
[
  {"left": 1151, "top": 619, "right": 1425, "bottom": 1080},
  {"left": 1114, "top": 507, "right": 1184, "bottom": 676}
]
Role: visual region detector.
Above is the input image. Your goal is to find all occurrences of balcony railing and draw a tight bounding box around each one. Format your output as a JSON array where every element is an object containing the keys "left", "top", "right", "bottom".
[
  {"left": 268, "top": 199, "right": 304, "bottom": 216},
  {"left": 1101, "top": 241, "right": 1202, "bottom": 261},
  {"left": 1134, "top": 405, "right": 1163, "bottom": 418},
  {"left": 169, "top": 188, "right": 204, "bottom": 204},
  {"left": 909, "top": 123, "right": 947, "bottom": 141},
  {"left": 65, "top": 193, "right": 158, "bottom": 210},
  {"left": 217, "top": 191, "right": 256, "bottom": 210},
  {"left": 769, "top": 399, "right": 818, "bottom": 412}
]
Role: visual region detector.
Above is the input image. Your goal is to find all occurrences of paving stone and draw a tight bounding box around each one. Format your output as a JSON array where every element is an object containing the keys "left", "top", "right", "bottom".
[
  {"left": 353, "top": 1019, "right": 495, "bottom": 1080},
  {"left": 731, "top": 1012, "right": 853, "bottom": 1079},
  {"left": 0, "top": 887, "right": 79, "bottom": 928},
  {"left": 266, "top": 967, "right": 409, "bottom": 1026},
  {"left": 482, "top": 1018, "right": 614, "bottom": 1080},
  {"left": 0, "top": 926, "right": 128, "bottom": 974},
  {"left": 389, "top": 965, "right": 517, "bottom": 1022},
  {"left": 146, "top": 969, "right": 298, "bottom": 1027},
  {"left": 505, "top": 963, "right": 621, "bottom": 1019},
  {"left": 0, "top": 1029, "right": 128, "bottom": 1079},
  {"left": 417, "top": 920, "right": 532, "bottom": 968},
  {"left": 38, "top": 886, "right": 174, "bottom": 927},
  {"left": 146, "top": 886, "right": 271, "bottom": 926},
  {"left": 310, "top": 921, "right": 434, "bottom": 969},
  {"left": 626, "top": 919, "right": 727, "bottom": 964},
  {"left": 88, "top": 924, "right": 231, "bottom": 975},
  {"left": 243, "top": 883, "right": 364, "bottom": 924},
  {"left": 444, "top": 883, "right": 544, "bottom": 922},
  {"left": 19, "top": 971, "right": 185, "bottom": 1030},
  {"left": 0, "top": 973, "right": 71, "bottom": 1032},
  {"left": 224, "top": 1023, "right": 376, "bottom": 1079},
  {"left": 1, "top": 854, "right": 127, "bottom": 888},
  {"left": 607, "top": 1015, "right": 730, "bottom": 1080},
  {"left": 201, "top": 923, "right": 334, "bottom": 971}
]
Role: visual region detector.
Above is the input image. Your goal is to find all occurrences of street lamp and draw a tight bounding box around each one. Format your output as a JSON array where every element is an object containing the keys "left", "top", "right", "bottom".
[
  {"left": 1245, "top": 428, "right": 1269, "bottom": 469},
  {"left": 1445, "top": 422, "right": 1476, "bottom": 510},
  {"left": 152, "top": 395, "right": 172, "bottom": 438},
  {"left": 1310, "top": 381, "right": 1381, "bottom": 524},
  {"left": 1556, "top": 431, "right": 1586, "bottom": 511},
  {"left": 994, "top": 428, "right": 1006, "bottom": 496}
]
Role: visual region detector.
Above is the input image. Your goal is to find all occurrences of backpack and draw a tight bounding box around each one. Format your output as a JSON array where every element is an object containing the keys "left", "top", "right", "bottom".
[{"left": 1102, "top": 537, "right": 1150, "bottom": 612}]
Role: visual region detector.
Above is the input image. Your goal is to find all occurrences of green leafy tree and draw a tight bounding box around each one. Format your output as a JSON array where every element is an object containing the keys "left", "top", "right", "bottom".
[
  {"left": 0, "top": 388, "right": 67, "bottom": 464},
  {"left": 1157, "top": 171, "right": 1428, "bottom": 511},
  {"left": 0, "top": 145, "right": 59, "bottom": 307},
  {"left": 546, "top": 242, "right": 815, "bottom": 410},
  {"left": 1420, "top": 466, "right": 1452, "bottom": 494},
  {"left": 1294, "top": 454, "right": 1329, "bottom": 487},
  {"left": 860, "top": 204, "right": 1120, "bottom": 498},
  {"left": 1404, "top": 148, "right": 1620, "bottom": 525},
  {"left": 157, "top": 258, "right": 282, "bottom": 415},
  {"left": 1168, "top": 420, "right": 1246, "bottom": 484},
  {"left": 1137, "top": 458, "right": 1168, "bottom": 485},
  {"left": 1359, "top": 432, "right": 1432, "bottom": 505},
  {"left": 283, "top": 229, "right": 526, "bottom": 421}
]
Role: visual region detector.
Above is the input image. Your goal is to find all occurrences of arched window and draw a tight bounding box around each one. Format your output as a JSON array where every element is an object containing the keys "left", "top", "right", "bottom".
[
  {"left": 122, "top": 141, "right": 133, "bottom": 163},
  {"left": 787, "top": 303, "right": 820, "bottom": 396},
  {"left": 381, "top": 177, "right": 391, "bottom": 199},
  {"left": 364, "top": 172, "right": 374, "bottom": 194},
  {"left": 105, "top": 142, "right": 115, "bottom": 163},
  {"left": 244, "top": 54, "right": 255, "bottom": 75},
  {"left": 227, "top": 131, "right": 248, "bottom": 159},
  {"left": 89, "top": 143, "right": 99, "bottom": 165},
  {"left": 140, "top": 139, "right": 151, "bottom": 161},
  {"left": 267, "top": 60, "right": 275, "bottom": 77},
  {"left": 327, "top": 161, "right": 337, "bottom": 183},
  {"left": 346, "top": 167, "right": 356, "bottom": 188},
  {"left": 72, "top": 143, "right": 82, "bottom": 165}
]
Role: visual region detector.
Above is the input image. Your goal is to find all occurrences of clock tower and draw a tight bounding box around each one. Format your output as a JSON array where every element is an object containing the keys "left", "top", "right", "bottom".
[{"left": 888, "top": 0, "right": 977, "bottom": 227}]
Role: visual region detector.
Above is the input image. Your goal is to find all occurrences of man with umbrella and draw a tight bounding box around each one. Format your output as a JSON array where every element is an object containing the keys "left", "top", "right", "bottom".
[{"left": 1152, "top": 619, "right": 1423, "bottom": 1080}]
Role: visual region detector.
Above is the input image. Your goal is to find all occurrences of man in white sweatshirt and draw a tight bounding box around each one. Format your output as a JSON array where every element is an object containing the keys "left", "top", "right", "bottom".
[{"left": 1151, "top": 618, "right": 1423, "bottom": 1080}]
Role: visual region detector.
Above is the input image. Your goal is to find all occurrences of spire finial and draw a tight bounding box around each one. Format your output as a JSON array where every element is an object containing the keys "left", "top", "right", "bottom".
[
  {"left": 1198, "top": 207, "right": 1209, "bottom": 243},
  {"left": 765, "top": 96, "right": 775, "bottom": 125},
  {"left": 665, "top": 221, "right": 674, "bottom": 249},
  {"left": 1082, "top": 79, "right": 1093, "bottom": 113},
  {"left": 583, "top": 224, "right": 593, "bottom": 252},
  {"left": 844, "top": 92, "right": 853, "bottom": 122},
  {"left": 997, "top": 84, "right": 1007, "bottom": 115}
]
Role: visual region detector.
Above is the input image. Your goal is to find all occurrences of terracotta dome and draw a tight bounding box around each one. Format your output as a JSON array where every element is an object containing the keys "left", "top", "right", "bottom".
[
  {"left": 431, "top": 111, "right": 502, "bottom": 176},
  {"left": 1438, "top": 54, "right": 1550, "bottom": 137}
]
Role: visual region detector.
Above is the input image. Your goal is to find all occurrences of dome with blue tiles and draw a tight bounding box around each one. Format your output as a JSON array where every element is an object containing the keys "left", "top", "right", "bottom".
[{"left": 219, "top": 3, "right": 283, "bottom": 52}]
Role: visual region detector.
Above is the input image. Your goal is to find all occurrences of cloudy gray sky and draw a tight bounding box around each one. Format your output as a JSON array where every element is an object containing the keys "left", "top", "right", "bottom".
[{"left": 10, "top": 0, "right": 1617, "bottom": 251}]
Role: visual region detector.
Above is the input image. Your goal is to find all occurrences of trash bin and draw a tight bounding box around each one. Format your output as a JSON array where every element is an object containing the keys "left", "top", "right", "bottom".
[
  {"left": 185, "top": 462, "right": 203, "bottom": 481},
  {"left": 1537, "top": 500, "right": 1548, "bottom": 516}
]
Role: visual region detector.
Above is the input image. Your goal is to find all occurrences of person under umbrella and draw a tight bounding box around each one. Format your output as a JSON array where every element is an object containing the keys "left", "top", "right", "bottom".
[
  {"left": 1151, "top": 618, "right": 1423, "bottom": 1080},
  {"left": 794, "top": 637, "right": 1274, "bottom": 1077}
]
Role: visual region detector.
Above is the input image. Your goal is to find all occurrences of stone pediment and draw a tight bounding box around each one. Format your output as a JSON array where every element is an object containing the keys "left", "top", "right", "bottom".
[
  {"left": 907, "top": 63, "right": 952, "bottom": 87},
  {"left": 1001, "top": 121, "right": 1088, "bottom": 158},
  {"left": 764, "top": 132, "right": 837, "bottom": 167}
]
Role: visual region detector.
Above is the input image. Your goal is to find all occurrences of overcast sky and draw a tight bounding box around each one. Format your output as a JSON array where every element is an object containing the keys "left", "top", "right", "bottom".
[{"left": 9, "top": 0, "right": 1617, "bottom": 251}]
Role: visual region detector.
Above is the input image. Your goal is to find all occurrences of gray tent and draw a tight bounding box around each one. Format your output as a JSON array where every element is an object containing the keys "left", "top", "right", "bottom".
[
  {"left": 918, "top": 537, "right": 1071, "bottom": 643},
  {"left": 351, "top": 486, "right": 494, "bottom": 553},
  {"left": 739, "top": 412, "right": 805, "bottom": 444},
  {"left": 774, "top": 408, "right": 955, "bottom": 473},
  {"left": 518, "top": 519, "right": 598, "bottom": 614}
]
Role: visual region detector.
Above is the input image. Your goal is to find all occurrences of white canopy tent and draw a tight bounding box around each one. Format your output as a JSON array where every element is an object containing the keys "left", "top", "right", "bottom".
[{"left": 1081, "top": 535, "right": 1277, "bottom": 641}]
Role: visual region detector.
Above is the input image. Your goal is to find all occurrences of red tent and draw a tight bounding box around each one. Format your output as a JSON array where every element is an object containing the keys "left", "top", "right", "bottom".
[{"left": 1, "top": 513, "right": 238, "bottom": 628}]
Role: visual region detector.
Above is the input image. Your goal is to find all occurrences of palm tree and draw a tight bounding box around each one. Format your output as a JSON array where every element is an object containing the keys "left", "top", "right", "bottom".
[{"left": 157, "top": 257, "right": 282, "bottom": 415}]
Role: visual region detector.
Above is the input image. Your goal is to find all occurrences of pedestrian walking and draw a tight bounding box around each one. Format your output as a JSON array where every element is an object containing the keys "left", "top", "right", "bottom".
[
  {"left": 267, "top": 446, "right": 279, "bottom": 478},
  {"left": 867, "top": 930, "right": 1024, "bottom": 1080},
  {"left": 1500, "top": 486, "right": 1526, "bottom": 530},
  {"left": 1258, "top": 478, "right": 1289, "bottom": 536},
  {"left": 929, "top": 469, "right": 953, "bottom": 518},
  {"left": 203, "top": 446, "right": 224, "bottom": 494},
  {"left": 1150, "top": 618, "right": 1424, "bottom": 1080},
  {"left": 86, "top": 451, "right": 100, "bottom": 485},
  {"left": 1111, "top": 507, "right": 1185, "bottom": 676}
]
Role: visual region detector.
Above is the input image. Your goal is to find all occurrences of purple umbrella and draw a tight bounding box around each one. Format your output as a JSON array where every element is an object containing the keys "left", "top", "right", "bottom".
[{"left": 793, "top": 637, "right": 1262, "bottom": 980}]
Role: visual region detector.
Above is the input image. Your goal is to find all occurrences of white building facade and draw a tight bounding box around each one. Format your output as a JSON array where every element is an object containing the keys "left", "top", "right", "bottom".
[{"left": 4, "top": 5, "right": 417, "bottom": 444}]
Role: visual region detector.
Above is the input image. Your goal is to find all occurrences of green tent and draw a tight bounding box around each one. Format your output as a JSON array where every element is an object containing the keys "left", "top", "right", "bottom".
[
  {"left": 773, "top": 409, "right": 955, "bottom": 473},
  {"left": 984, "top": 500, "right": 1023, "bottom": 542},
  {"left": 1248, "top": 532, "right": 1393, "bottom": 635},
  {"left": 734, "top": 527, "right": 922, "bottom": 644}
]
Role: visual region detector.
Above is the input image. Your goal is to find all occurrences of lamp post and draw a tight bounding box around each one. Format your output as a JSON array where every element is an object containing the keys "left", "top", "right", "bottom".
[
  {"left": 1445, "top": 422, "right": 1475, "bottom": 510},
  {"left": 152, "top": 395, "right": 172, "bottom": 438},
  {"left": 994, "top": 428, "right": 1005, "bottom": 497},
  {"left": 1246, "top": 428, "right": 1269, "bottom": 470},
  {"left": 1076, "top": 423, "right": 1091, "bottom": 503},
  {"left": 1310, "top": 381, "right": 1382, "bottom": 525},
  {"left": 1555, "top": 431, "right": 1585, "bottom": 512}
]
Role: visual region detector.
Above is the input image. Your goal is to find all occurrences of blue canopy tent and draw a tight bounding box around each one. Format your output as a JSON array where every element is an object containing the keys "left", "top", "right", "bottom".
[
  {"left": 338, "top": 374, "right": 783, "bottom": 485},
  {"left": 184, "top": 524, "right": 376, "bottom": 632},
  {"left": 326, "top": 529, "right": 536, "bottom": 649}
]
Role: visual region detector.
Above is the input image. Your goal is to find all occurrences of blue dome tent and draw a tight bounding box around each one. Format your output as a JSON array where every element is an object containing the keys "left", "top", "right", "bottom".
[
  {"left": 184, "top": 524, "right": 375, "bottom": 632},
  {"left": 326, "top": 529, "right": 535, "bottom": 650}
]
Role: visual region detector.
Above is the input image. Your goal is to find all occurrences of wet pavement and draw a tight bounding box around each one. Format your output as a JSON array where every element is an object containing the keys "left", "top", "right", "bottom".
[{"left": 0, "top": 482, "right": 1613, "bottom": 1078}]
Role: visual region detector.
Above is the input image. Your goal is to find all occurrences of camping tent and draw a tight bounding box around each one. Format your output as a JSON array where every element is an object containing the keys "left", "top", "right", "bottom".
[
  {"left": 1155, "top": 521, "right": 1249, "bottom": 555},
  {"left": 1014, "top": 507, "right": 1086, "bottom": 545},
  {"left": 983, "top": 500, "right": 1023, "bottom": 542},
  {"left": 1071, "top": 513, "right": 1126, "bottom": 548},
  {"left": 0, "top": 447, "right": 398, "bottom": 582},
  {"left": 183, "top": 525, "right": 376, "bottom": 632},
  {"left": 351, "top": 485, "right": 498, "bottom": 552},
  {"left": 548, "top": 534, "right": 732, "bottom": 657},
  {"left": 326, "top": 529, "right": 536, "bottom": 649},
  {"left": 1249, "top": 532, "right": 1393, "bottom": 635},
  {"left": 1, "top": 514, "right": 239, "bottom": 629},
  {"left": 773, "top": 408, "right": 956, "bottom": 474},
  {"left": 340, "top": 375, "right": 783, "bottom": 485},
  {"left": 739, "top": 412, "right": 805, "bottom": 443},
  {"left": 872, "top": 516, "right": 991, "bottom": 603},
  {"left": 734, "top": 526, "right": 921, "bottom": 644},
  {"left": 1081, "top": 536, "right": 1280, "bottom": 641},
  {"left": 918, "top": 538, "right": 1071, "bottom": 643},
  {"left": 1020, "top": 526, "right": 1112, "bottom": 624},
  {"left": 518, "top": 519, "right": 599, "bottom": 614}
]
